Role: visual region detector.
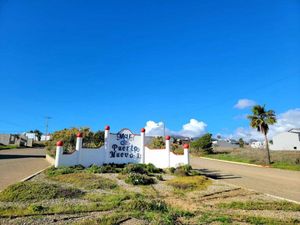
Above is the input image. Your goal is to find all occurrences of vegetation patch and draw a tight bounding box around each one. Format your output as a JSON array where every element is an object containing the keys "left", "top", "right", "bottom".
[
  {"left": 218, "top": 200, "right": 300, "bottom": 211},
  {"left": 124, "top": 173, "right": 156, "bottom": 185},
  {"left": 45, "top": 165, "right": 85, "bottom": 177},
  {"left": 167, "top": 176, "right": 211, "bottom": 192},
  {"left": 48, "top": 173, "right": 118, "bottom": 190},
  {"left": 0, "top": 181, "right": 83, "bottom": 202}
]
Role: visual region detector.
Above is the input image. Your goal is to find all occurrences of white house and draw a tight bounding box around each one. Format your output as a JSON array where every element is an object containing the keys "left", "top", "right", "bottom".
[{"left": 270, "top": 128, "right": 300, "bottom": 151}]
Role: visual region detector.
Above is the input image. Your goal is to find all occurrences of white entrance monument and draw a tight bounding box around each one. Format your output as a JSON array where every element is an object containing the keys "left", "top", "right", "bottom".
[{"left": 55, "top": 126, "right": 190, "bottom": 168}]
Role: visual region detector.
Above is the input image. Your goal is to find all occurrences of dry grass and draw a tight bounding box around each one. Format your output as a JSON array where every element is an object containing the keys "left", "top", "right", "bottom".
[
  {"left": 166, "top": 176, "right": 211, "bottom": 192},
  {"left": 206, "top": 147, "right": 300, "bottom": 170}
]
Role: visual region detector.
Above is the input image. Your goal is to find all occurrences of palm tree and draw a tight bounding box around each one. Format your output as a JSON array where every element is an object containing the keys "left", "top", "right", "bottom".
[{"left": 247, "top": 105, "right": 276, "bottom": 165}]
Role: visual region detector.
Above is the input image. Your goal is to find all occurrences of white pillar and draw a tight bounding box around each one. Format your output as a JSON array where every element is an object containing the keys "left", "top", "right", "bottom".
[
  {"left": 76, "top": 133, "right": 83, "bottom": 151},
  {"left": 165, "top": 136, "right": 171, "bottom": 167},
  {"left": 141, "top": 128, "right": 145, "bottom": 164},
  {"left": 183, "top": 143, "right": 190, "bottom": 165},
  {"left": 55, "top": 141, "right": 63, "bottom": 168},
  {"left": 104, "top": 125, "right": 110, "bottom": 163},
  {"left": 76, "top": 133, "right": 83, "bottom": 165}
]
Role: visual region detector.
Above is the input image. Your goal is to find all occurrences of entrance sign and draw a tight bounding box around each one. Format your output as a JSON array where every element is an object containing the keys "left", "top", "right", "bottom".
[{"left": 55, "top": 126, "right": 189, "bottom": 168}]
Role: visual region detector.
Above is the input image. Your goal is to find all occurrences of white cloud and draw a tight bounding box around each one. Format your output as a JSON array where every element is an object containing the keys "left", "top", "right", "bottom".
[
  {"left": 234, "top": 99, "right": 256, "bottom": 109},
  {"left": 144, "top": 119, "right": 207, "bottom": 138},
  {"left": 230, "top": 108, "right": 300, "bottom": 141}
]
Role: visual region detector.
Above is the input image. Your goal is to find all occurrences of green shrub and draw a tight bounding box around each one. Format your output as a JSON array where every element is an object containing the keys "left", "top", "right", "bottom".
[
  {"left": 86, "top": 164, "right": 123, "bottom": 173},
  {"left": 146, "top": 163, "right": 162, "bottom": 173},
  {"left": 166, "top": 167, "right": 176, "bottom": 174},
  {"left": 155, "top": 174, "right": 164, "bottom": 181},
  {"left": 174, "top": 165, "right": 192, "bottom": 176},
  {"left": 190, "top": 133, "right": 213, "bottom": 154},
  {"left": 45, "top": 165, "right": 84, "bottom": 177},
  {"left": 29, "top": 204, "right": 46, "bottom": 213},
  {"left": 125, "top": 173, "right": 156, "bottom": 185},
  {"left": 123, "top": 164, "right": 148, "bottom": 175},
  {"left": 0, "top": 181, "right": 83, "bottom": 202}
]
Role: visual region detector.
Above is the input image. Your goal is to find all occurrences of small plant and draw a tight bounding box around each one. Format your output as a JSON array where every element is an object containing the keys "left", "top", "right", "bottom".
[
  {"left": 166, "top": 167, "right": 176, "bottom": 174},
  {"left": 146, "top": 163, "right": 162, "bottom": 173},
  {"left": 125, "top": 173, "right": 156, "bottom": 185},
  {"left": 174, "top": 165, "right": 192, "bottom": 176},
  {"left": 155, "top": 174, "right": 164, "bottom": 181},
  {"left": 45, "top": 165, "right": 84, "bottom": 177},
  {"left": 123, "top": 164, "right": 148, "bottom": 175},
  {"left": 167, "top": 176, "right": 211, "bottom": 191},
  {"left": 29, "top": 204, "right": 46, "bottom": 213}
]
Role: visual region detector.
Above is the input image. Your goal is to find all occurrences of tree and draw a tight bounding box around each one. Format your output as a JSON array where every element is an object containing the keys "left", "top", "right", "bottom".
[
  {"left": 247, "top": 105, "right": 276, "bottom": 164},
  {"left": 238, "top": 138, "right": 245, "bottom": 148},
  {"left": 190, "top": 133, "right": 213, "bottom": 154},
  {"left": 33, "top": 129, "right": 42, "bottom": 141}
]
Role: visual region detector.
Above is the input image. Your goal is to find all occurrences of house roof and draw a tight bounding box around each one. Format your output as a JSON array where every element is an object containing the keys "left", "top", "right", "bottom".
[{"left": 288, "top": 128, "right": 300, "bottom": 133}]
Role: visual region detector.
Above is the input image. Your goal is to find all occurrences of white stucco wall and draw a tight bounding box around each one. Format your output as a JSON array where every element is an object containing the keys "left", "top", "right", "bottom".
[
  {"left": 55, "top": 128, "right": 189, "bottom": 168},
  {"left": 270, "top": 132, "right": 300, "bottom": 151}
]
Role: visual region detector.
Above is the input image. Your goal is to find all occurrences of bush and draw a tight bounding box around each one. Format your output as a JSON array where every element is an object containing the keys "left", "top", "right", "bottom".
[
  {"left": 123, "top": 164, "right": 148, "bottom": 175},
  {"left": 125, "top": 173, "right": 156, "bottom": 185},
  {"left": 174, "top": 165, "right": 192, "bottom": 176},
  {"left": 190, "top": 133, "right": 213, "bottom": 154},
  {"left": 45, "top": 165, "right": 84, "bottom": 177},
  {"left": 148, "top": 136, "right": 165, "bottom": 149},
  {"left": 146, "top": 163, "right": 162, "bottom": 173},
  {"left": 86, "top": 164, "right": 123, "bottom": 173}
]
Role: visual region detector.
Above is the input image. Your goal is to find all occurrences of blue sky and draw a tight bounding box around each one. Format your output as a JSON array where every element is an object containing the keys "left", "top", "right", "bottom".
[{"left": 0, "top": 1, "right": 299, "bottom": 138}]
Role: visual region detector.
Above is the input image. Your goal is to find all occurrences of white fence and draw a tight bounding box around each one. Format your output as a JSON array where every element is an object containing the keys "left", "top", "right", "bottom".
[{"left": 55, "top": 126, "right": 189, "bottom": 168}]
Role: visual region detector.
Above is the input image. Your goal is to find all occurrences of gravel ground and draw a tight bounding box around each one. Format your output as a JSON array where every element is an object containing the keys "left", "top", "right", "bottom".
[{"left": 1, "top": 171, "right": 299, "bottom": 224}]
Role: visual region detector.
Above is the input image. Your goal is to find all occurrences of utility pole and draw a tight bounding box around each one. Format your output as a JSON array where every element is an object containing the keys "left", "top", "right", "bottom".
[{"left": 45, "top": 116, "right": 52, "bottom": 140}]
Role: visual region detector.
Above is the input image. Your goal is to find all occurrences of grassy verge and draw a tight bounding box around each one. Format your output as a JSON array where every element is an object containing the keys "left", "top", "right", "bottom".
[
  {"left": 0, "top": 145, "right": 18, "bottom": 150},
  {"left": 201, "top": 149, "right": 300, "bottom": 171},
  {"left": 217, "top": 201, "right": 300, "bottom": 211}
]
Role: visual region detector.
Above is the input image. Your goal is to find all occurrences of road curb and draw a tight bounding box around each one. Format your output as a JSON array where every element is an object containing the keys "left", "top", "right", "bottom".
[
  {"left": 220, "top": 181, "right": 300, "bottom": 205},
  {"left": 199, "top": 156, "right": 268, "bottom": 168},
  {"left": 20, "top": 165, "right": 52, "bottom": 182}
]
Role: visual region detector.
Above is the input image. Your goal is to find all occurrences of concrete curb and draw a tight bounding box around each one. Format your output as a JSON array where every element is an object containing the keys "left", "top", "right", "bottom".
[
  {"left": 199, "top": 156, "right": 269, "bottom": 168},
  {"left": 220, "top": 180, "right": 300, "bottom": 205},
  {"left": 20, "top": 165, "right": 52, "bottom": 182}
]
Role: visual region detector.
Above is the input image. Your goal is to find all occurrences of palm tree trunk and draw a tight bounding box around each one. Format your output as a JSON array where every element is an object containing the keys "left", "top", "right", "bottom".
[{"left": 264, "top": 134, "right": 271, "bottom": 165}]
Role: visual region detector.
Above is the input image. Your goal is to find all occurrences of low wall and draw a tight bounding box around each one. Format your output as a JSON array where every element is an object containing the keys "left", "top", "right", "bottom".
[{"left": 55, "top": 127, "right": 190, "bottom": 168}]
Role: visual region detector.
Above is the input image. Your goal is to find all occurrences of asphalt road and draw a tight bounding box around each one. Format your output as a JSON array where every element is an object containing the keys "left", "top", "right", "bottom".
[
  {"left": 191, "top": 156, "right": 300, "bottom": 202},
  {"left": 0, "top": 148, "right": 50, "bottom": 190}
]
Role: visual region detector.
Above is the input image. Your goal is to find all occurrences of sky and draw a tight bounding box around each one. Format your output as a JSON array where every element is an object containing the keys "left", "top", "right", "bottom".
[{"left": 0, "top": 0, "right": 299, "bottom": 140}]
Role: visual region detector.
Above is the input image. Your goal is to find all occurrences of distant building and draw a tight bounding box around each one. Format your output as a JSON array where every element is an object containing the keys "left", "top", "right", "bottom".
[
  {"left": 270, "top": 128, "right": 300, "bottom": 151},
  {"left": 0, "top": 134, "right": 29, "bottom": 147},
  {"left": 250, "top": 141, "right": 264, "bottom": 149}
]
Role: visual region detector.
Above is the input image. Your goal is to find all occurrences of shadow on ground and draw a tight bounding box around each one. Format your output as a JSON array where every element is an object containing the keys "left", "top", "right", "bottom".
[
  {"left": 0, "top": 154, "right": 45, "bottom": 160},
  {"left": 194, "top": 168, "right": 241, "bottom": 180}
]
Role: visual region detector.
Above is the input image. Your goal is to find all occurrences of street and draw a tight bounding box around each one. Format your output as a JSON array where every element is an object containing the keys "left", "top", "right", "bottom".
[
  {"left": 191, "top": 156, "right": 300, "bottom": 202},
  {"left": 0, "top": 148, "right": 50, "bottom": 190}
]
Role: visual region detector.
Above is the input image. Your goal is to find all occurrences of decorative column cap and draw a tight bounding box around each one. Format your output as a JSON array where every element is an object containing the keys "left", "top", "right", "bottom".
[
  {"left": 141, "top": 128, "right": 146, "bottom": 133},
  {"left": 56, "top": 141, "right": 63, "bottom": 146},
  {"left": 183, "top": 143, "right": 189, "bottom": 149},
  {"left": 165, "top": 136, "right": 171, "bottom": 140},
  {"left": 105, "top": 125, "right": 110, "bottom": 130},
  {"left": 76, "top": 132, "right": 83, "bottom": 138}
]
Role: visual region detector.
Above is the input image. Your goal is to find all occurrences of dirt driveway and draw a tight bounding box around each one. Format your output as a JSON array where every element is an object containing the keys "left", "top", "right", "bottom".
[
  {"left": 191, "top": 156, "right": 300, "bottom": 202},
  {"left": 0, "top": 148, "right": 50, "bottom": 190}
]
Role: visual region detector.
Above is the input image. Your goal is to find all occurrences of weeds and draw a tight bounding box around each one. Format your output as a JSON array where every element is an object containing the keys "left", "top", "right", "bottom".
[{"left": 0, "top": 181, "right": 83, "bottom": 202}]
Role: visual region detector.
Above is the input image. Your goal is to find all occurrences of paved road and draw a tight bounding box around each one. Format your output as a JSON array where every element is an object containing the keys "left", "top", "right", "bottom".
[
  {"left": 191, "top": 156, "right": 300, "bottom": 202},
  {"left": 0, "top": 148, "right": 50, "bottom": 190}
]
